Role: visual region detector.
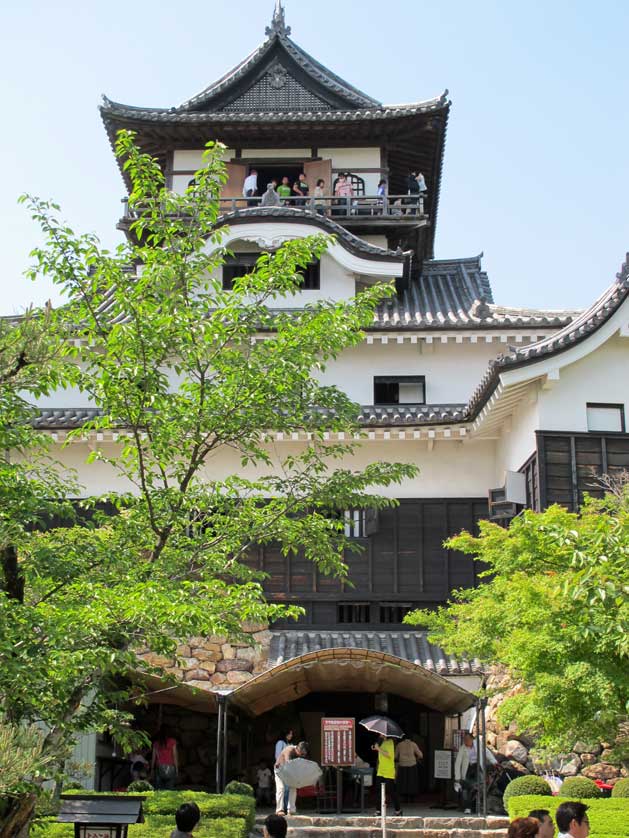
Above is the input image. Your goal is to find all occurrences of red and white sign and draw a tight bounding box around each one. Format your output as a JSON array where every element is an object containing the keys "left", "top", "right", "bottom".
[{"left": 321, "top": 717, "right": 355, "bottom": 766}]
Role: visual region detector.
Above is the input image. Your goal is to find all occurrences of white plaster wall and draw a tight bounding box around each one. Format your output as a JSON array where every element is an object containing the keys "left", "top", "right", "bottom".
[
  {"left": 43, "top": 436, "right": 497, "bottom": 500},
  {"left": 172, "top": 148, "right": 235, "bottom": 170},
  {"left": 240, "top": 148, "right": 311, "bottom": 158},
  {"left": 362, "top": 235, "right": 389, "bottom": 248},
  {"left": 318, "top": 341, "right": 502, "bottom": 404},
  {"left": 319, "top": 148, "right": 380, "bottom": 169},
  {"left": 494, "top": 387, "right": 540, "bottom": 481},
  {"left": 537, "top": 334, "right": 629, "bottom": 432}
]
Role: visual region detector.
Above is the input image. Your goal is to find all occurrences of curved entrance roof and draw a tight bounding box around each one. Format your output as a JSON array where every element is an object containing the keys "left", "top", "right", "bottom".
[{"left": 229, "top": 647, "right": 477, "bottom": 717}]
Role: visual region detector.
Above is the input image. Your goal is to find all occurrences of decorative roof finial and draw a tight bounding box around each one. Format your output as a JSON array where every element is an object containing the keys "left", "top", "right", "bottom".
[{"left": 266, "top": 0, "right": 291, "bottom": 37}]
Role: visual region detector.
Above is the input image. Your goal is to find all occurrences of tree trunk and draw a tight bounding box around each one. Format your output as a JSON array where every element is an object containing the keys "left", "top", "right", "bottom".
[{"left": 0, "top": 794, "right": 37, "bottom": 838}]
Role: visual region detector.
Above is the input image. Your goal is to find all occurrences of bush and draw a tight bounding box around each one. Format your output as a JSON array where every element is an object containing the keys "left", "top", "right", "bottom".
[
  {"left": 127, "top": 780, "right": 154, "bottom": 793},
  {"left": 223, "top": 782, "right": 254, "bottom": 798},
  {"left": 32, "top": 791, "right": 253, "bottom": 838},
  {"left": 561, "top": 777, "right": 602, "bottom": 798},
  {"left": 611, "top": 778, "right": 629, "bottom": 798},
  {"left": 507, "top": 794, "right": 629, "bottom": 838},
  {"left": 503, "top": 775, "right": 552, "bottom": 806}
]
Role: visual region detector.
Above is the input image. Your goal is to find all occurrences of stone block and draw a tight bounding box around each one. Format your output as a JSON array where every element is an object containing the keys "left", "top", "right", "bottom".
[
  {"left": 141, "top": 653, "right": 173, "bottom": 668},
  {"left": 216, "top": 658, "right": 253, "bottom": 673},
  {"left": 184, "top": 668, "right": 211, "bottom": 682},
  {"left": 211, "top": 673, "right": 228, "bottom": 686},
  {"left": 561, "top": 756, "right": 581, "bottom": 776},
  {"left": 504, "top": 740, "right": 529, "bottom": 764},
  {"left": 221, "top": 644, "right": 235, "bottom": 660},
  {"left": 226, "top": 670, "right": 253, "bottom": 684},
  {"left": 582, "top": 763, "right": 621, "bottom": 781},
  {"left": 198, "top": 661, "right": 217, "bottom": 675},
  {"left": 192, "top": 648, "right": 220, "bottom": 662},
  {"left": 236, "top": 646, "right": 265, "bottom": 663},
  {"left": 252, "top": 629, "right": 273, "bottom": 646},
  {"left": 580, "top": 754, "right": 597, "bottom": 766},
  {"left": 186, "top": 680, "right": 213, "bottom": 691},
  {"left": 180, "top": 657, "right": 199, "bottom": 669},
  {"left": 176, "top": 644, "right": 191, "bottom": 657},
  {"left": 573, "top": 741, "right": 602, "bottom": 755},
  {"left": 242, "top": 622, "right": 268, "bottom": 634}
]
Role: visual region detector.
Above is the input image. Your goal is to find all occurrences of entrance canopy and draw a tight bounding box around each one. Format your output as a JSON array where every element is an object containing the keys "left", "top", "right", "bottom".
[{"left": 229, "top": 648, "right": 476, "bottom": 717}]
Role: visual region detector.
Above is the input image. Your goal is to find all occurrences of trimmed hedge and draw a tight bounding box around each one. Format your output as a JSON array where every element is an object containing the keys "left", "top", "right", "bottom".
[
  {"left": 560, "top": 777, "right": 602, "bottom": 798},
  {"left": 33, "top": 791, "right": 255, "bottom": 838},
  {"left": 223, "top": 781, "right": 254, "bottom": 798},
  {"left": 503, "top": 775, "right": 552, "bottom": 806},
  {"left": 507, "top": 794, "right": 629, "bottom": 838},
  {"left": 611, "top": 778, "right": 629, "bottom": 798}
]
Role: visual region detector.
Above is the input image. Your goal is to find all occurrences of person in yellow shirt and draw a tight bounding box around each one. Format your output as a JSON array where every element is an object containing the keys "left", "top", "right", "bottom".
[{"left": 372, "top": 735, "right": 402, "bottom": 816}]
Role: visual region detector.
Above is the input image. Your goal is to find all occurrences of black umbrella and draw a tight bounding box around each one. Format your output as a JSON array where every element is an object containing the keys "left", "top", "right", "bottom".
[{"left": 359, "top": 715, "right": 404, "bottom": 739}]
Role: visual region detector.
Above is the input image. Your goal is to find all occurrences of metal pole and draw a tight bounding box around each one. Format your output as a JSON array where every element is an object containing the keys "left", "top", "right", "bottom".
[
  {"left": 475, "top": 700, "right": 482, "bottom": 817},
  {"left": 380, "top": 779, "right": 386, "bottom": 838},
  {"left": 222, "top": 695, "right": 229, "bottom": 791},
  {"left": 480, "top": 698, "right": 488, "bottom": 818},
  {"left": 215, "top": 700, "right": 223, "bottom": 793}
]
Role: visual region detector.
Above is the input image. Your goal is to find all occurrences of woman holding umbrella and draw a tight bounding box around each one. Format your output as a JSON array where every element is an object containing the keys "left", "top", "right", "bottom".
[{"left": 361, "top": 715, "right": 404, "bottom": 817}]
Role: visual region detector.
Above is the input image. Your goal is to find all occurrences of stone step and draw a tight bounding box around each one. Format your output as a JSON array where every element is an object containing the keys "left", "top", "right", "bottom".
[
  {"left": 255, "top": 816, "right": 509, "bottom": 831},
  {"left": 283, "top": 829, "right": 508, "bottom": 838}
]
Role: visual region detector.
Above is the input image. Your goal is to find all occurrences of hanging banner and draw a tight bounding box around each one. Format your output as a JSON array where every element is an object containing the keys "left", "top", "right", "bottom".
[{"left": 321, "top": 717, "right": 355, "bottom": 766}]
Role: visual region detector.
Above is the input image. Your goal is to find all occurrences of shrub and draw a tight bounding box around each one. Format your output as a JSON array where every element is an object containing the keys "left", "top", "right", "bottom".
[
  {"left": 142, "top": 791, "right": 255, "bottom": 830},
  {"left": 503, "top": 775, "right": 552, "bottom": 806},
  {"left": 223, "top": 782, "right": 254, "bottom": 798},
  {"left": 62, "top": 781, "right": 85, "bottom": 791},
  {"left": 507, "top": 794, "right": 629, "bottom": 838},
  {"left": 611, "top": 778, "right": 629, "bottom": 798},
  {"left": 560, "top": 777, "right": 602, "bottom": 798},
  {"left": 35, "top": 791, "right": 61, "bottom": 818},
  {"left": 127, "top": 780, "right": 154, "bottom": 793}
]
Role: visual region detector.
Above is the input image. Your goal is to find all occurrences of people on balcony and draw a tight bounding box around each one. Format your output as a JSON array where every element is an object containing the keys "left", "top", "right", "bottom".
[
  {"left": 292, "top": 173, "right": 309, "bottom": 207},
  {"left": 243, "top": 169, "right": 258, "bottom": 206},
  {"left": 313, "top": 179, "right": 327, "bottom": 215},
  {"left": 277, "top": 176, "right": 292, "bottom": 203}
]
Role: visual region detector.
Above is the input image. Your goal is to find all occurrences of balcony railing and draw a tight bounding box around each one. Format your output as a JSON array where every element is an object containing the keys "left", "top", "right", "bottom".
[{"left": 121, "top": 194, "right": 427, "bottom": 221}]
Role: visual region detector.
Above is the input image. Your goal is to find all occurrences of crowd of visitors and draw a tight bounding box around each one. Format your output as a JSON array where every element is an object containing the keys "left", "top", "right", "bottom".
[
  {"left": 240, "top": 169, "right": 427, "bottom": 215},
  {"left": 509, "top": 802, "right": 590, "bottom": 838}
]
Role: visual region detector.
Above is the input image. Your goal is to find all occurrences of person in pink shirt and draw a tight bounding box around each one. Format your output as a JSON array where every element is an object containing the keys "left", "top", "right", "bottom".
[{"left": 152, "top": 725, "right": 179, "bottom": 789}]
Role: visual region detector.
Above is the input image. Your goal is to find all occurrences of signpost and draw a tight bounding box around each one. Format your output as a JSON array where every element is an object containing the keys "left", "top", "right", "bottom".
[
  {"left": 321, "top": 718, "right": 356, "bottom": 815},
  {"left": 321, "top": 717, "right": 355, "bottom": 766}
]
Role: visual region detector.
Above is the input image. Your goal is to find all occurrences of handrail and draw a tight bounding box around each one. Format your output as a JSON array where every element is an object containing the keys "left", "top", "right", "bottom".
[{"left": 121, "top": 194, "right": 427, "bottom": 220}]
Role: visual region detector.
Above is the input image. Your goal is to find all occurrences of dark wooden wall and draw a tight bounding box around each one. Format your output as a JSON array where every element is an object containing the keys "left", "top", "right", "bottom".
[
  {"left": 535, "top": 431, "right": 629, "bottom": 511},
  {"left": 246, "top": 498, "right": 488, "bottom": 629}
]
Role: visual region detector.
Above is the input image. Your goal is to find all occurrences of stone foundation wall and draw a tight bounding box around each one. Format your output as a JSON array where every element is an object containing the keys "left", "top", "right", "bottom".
[
  {"left": 139, "top": 623, "right": 273, "bottom": 691},
  {"left": 484, "top": 666, "right": 628, "bottom": 785}
]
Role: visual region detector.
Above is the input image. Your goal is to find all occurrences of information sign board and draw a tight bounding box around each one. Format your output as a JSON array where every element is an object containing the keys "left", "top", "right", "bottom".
[
  {"left": 321, "top": 717, "right": 355, "bottom": 766},
  {"left": 434, "top": 749, "right": 452, "bottom": 779}
]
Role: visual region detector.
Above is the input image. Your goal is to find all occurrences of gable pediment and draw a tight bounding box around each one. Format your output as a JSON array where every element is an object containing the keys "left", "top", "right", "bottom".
[{"left": 220, "top": 59, "right": 333, "bottom": 113}]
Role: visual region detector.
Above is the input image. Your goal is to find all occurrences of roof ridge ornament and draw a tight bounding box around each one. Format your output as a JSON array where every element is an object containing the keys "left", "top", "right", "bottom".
[{"left": 266, "top": 0, "right": 291, "bottom": 37}]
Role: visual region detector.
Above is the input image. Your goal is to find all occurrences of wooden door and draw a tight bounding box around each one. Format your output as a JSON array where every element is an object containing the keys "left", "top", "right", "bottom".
[
  {"left": 222, "top": 162, "right": 248, "bottom": 210},
  {"left": 304, "top": 159, "right": 332, "bottom": 198}
]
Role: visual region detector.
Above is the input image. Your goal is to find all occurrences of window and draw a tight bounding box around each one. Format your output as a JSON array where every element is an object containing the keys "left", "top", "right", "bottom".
[
  {"left": 586, "top": 403, "right": 625, "bottom": 433},
  {"left": 299, "top": 260, "right": 320, "bottom": 290},
  {"left": 379, "top": 603, "right": 412, "bottom": 624},
  {"left": 222, "top": 253, "right": 258, "bottom": 290},
  {"left": 223, "top": 255, "right": 320, "bottom": 290},
  {"left": 374, "top": 376, "right": 425, "bottom": 405},
  {"left": 332, "top": 174, "right": 366, "bottom": 197},
  {"left": 337, "top": 602, "right": 370, "bottom": 624}
]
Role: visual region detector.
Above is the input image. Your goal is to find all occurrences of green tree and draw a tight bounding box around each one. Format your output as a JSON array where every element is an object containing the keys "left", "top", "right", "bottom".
[
  {"left": 0, "top": 134, "right": 417, "bottom": 836},
  {"left": 405, "top": 494, "right": 629, "bottom": 755}
]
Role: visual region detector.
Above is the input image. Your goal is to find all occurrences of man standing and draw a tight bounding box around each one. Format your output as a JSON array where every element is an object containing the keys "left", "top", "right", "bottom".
[
  {"left": 274, "top": 740, "right": 308, "bottom": 816},
  {"left": 453, "top": 732, "right": 497, "bottom": 814},
  {"left": 243, "top": 169, "right": 258, "bottom": 206},
  {"left": 529, "top": 809, "right": 555, "bottom": 838},
  {"left": 555, "top": 802, "right": 590, "bottom": 838}
]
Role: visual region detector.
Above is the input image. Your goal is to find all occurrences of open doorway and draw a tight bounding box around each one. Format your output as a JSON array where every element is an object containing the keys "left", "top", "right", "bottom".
[{"left": 255, "top": 164, "right": 303, "bottom": 193}]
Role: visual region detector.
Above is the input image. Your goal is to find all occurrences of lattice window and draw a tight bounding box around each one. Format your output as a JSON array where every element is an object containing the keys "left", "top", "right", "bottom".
[{"left": 333, "top": 174, "right": 366, "bottom": 197}]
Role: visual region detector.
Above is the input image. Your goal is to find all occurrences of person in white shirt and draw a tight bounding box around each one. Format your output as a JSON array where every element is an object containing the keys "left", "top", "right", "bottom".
[
  {"left": 256, "top": 761, "right": 273, "bottom": 806},
  {"left": 453, "top": 732, "right": 497, "bottom": 813},
  {"left": 555, "top": 801, "right": 590, "bottom": 838},
  {"left": 243, "top": 170, "right": 258, "bottom": 205},
  {"left": 273, "top": 730, "right": 293, "bottom": 813}
]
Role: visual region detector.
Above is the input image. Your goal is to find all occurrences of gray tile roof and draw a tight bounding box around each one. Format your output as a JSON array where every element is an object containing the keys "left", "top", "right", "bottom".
[
  {"left": 269, "top": 630, "right": 483, "bottom": 676},
  {"left": 467, "top": 253, "right": 629, "bottom": 417},
  {"left": 220, "top": 207, "right": 407, "bottom": 262},
  {"left": 33, "top": 408, "right": 104, "bottom": 429},
  {"left": 373, "top": 255, "right": 579, "bottom": 330},
  {"left": 357, "top": 405, "right": 466, "bottom": 425},
  {"left": 100, "top": 98, "right": 449, "bottom": 124}
]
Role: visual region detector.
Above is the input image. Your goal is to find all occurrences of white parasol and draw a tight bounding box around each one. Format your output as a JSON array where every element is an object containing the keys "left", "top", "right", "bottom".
[{"left": 275, "top": 757, "right": 323, "bottom": 789}]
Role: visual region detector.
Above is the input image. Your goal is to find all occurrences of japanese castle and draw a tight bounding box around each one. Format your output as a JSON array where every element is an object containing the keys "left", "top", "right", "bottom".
[{"left": 36, "top": 2, "right": 629, "bottom": 790}]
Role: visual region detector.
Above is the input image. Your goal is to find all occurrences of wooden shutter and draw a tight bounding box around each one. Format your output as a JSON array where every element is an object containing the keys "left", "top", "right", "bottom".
[
  {"left": 304, "top": 159, "right": 332, "bottom": 195},
  {"left": 222, "top": 162, "right": 249, "bottom": 209}
]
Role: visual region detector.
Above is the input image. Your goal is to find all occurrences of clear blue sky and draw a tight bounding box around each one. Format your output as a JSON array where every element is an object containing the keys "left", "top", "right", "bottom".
[{"left": 1, "top": 0, "right": 627, "bottom": 314}]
